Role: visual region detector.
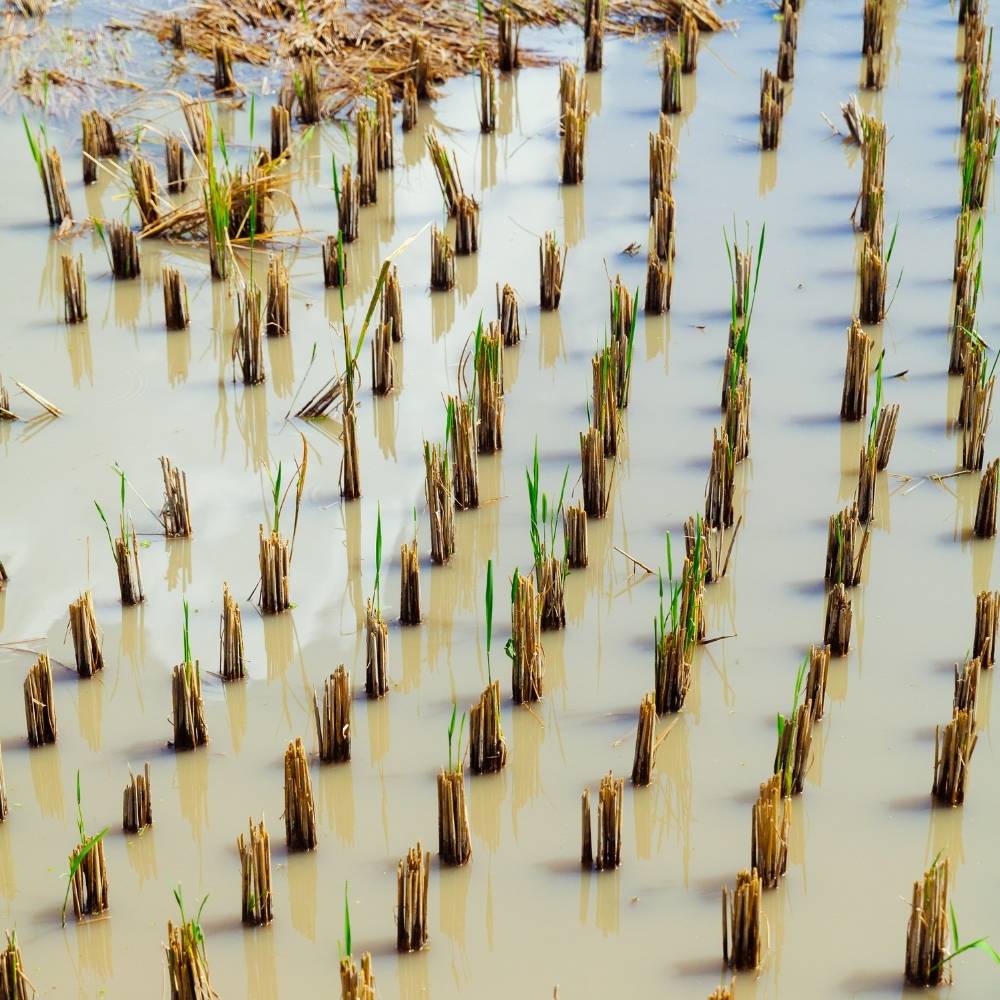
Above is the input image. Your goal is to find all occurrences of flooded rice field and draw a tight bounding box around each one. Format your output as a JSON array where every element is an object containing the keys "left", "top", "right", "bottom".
[{"left": 1, "top": 0, "right": 999, "bottom": 996}]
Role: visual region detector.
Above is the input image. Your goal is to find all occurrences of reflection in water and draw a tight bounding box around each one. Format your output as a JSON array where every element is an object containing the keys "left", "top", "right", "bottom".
[
  {"left": 786, "top": 796, "right": 807, "bottom": 876},
  {"left": 586, "top": 69, "right": 603, "bottom": 117},
  {"left": 264, "top": 612, "right": 294, "bottom": 686},
  {"left": 660, "top": 714, "right": 693, "bottom": 886},
  {"left": 642, "top": 312, "right": 670, "bottom": 367},
  {"left": 510, "top": 706, "right": 544, "bottom": 838},
  {"left": 317, "top": 760, "right": 356, "bottom": 846},
  {"left": 30, "top": 743, "right": 65, "bottom": 821},
  {"left": 469, "top": 770, "right": 504, "bottom": 853},
  {"left": 66, "top": 323, "right": 95, "bottom": 387},
  {"left": 166, "top": 327, "right": 191, "bottom": 386},
  {"left": 77, "top": 674, "right": 103, "bottom": 752},
  {"left": 537, "top": 308, "right": 566, "bottom": 370},
  {"left": 838, "top": 421, "right": 864, "bottom": 503},
  {"left": 0, "top": 824, "right": 15, "bottom": 901},
  {"left": 225, "top": 679, "right": 248, "bottom": 754},
  {"left": 126, "top": 828, "right": 158, "bottom": 885},
  {"left": 763, "top": 884, "right": 787, "bottom": 985},
  {"left": 288, "top": 849, "right": 318, "bottom": 941},
  {"left": 267, "top": 334, "right": 295, "bottom": 399},
  {"left": 544, "top": 629, "right": 567, "bottom": 696},
  {"left": 372, "top": 393, "right": 398, "bottom": 461},
  {"left": 758, "top": 149, "right": 778, "bottom": 198},
  {"left": 439, "top": 862, "right": 470, "bottom": 949},
  {"left": 455, "top": 252, "right": 479, "bottom": 307},
  {"left": 427, "top": 563, "right": 456, "bottom": 672},
  {"left": 235, "top": 384, "right": 270, "bottom": 473},
  {"left": 112, "top": 277, "right": 141, "bottom": 330},
  {"left": 244, "top": 926, "right": 280, "bottom": 1000},
  {"left": 497, "top": 73, "right": 517, "bottom": 136},
  {"left": 177, "top": 747, "right": 210, "bottom": 847},
  {"left": 399, "top": 620, "right": 423, "bottom": 693},
  {"left": 971, "top": 536, "right": 995, "bottom": 598},
  {"left": 76, "top": 916, "right": 113, "bottom": 981},
  {"left": 632, "top": 783, "right": 653, "bottom": 861},
  {"left": 119, "top": 603, "right": 147, "bottom": 674},
  {"left": 431, "top": 287, "right": 456, "bottom": 343},
  {"left": 479, "top": 132, "right": 497, "bottom": 191},
  {"left": 976, "top": 668, "right": 993, "bottom": 735},
  {"left": 367, "top": 698, "right": 391, "bottom": 767},
  {"left": 399, "top": 947, "right": 431, "bottom": 1000},
  {"left": 926, "top": 801, "right": 965, "bottom": 871},
  {"left": 561, "top": 183, "right": 584, "bottom": 247},
  {"left": 594, "top": 868, "right": 620, "bottom": 936},
  {"left": 165, "top": 538, "right": 193, "bottom": 593},
  {"left": 343, "top": 500, "right": 364, "bottom": 634}
]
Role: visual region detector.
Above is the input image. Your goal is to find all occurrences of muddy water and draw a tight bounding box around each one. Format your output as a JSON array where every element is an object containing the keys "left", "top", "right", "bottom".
[{"left": 1, "top": 0, "right": 999, "bottom": 996}]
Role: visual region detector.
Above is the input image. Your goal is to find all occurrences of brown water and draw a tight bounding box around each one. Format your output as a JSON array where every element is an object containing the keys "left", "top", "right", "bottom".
[{"left": 1, "top": 1, "right": 999, "bottom": 997}]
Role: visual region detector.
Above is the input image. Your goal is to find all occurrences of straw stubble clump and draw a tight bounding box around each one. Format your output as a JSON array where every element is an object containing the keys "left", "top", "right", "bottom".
[
  {"left": 284, "top": 737, "right": 317, "bottom": 851},
  {"left": 238, "top": 816, "right": 272, "bottom": 926},
  {"left": 470, "top": 680, "right": 507, "bottom": 775},
  {"left": 723, "top": 869, "right": 762, "bottom": 971},
  {"left": 904, "top": 856, "right": 949, "bottom": 986},
  {"left": 365, "top": 601, "right": 389, "bottom": 698},
  {"left": 0, "top": 931, "right": 30, "bottom": 1000},
  {"left": 163, "top": 267, "right": 189, "bottom": 330},
  {"left": 69, "top": 590, "right": 104, "bottom": 678},
  {"left": 219, "top": 582, "right": 245, "bottom": 681},
  {"left": 630, "top": 693, "right": 656, "bottom": 787},
  {"left": 511, "top": 571, "right": 544, "bottom": 703},
  {"left": 258, "top": 527, "right": 291, "bottom": 614},
  {"left": 24, "top": 653, "right": 57, "bottom": 747},
  {"left": 424, "top": 441, "right": 456, "bottom": 565},
  {"left": 400, "top": 538, "right": 421, "bottom": 625},
  {"left": 171, "top": 660, "right": 208, "bottom": 751},
  {"left": 340, "top": 951, "right": 375, "bottom": 1000},
  {"left": 122, "top": 763, "right": 153, "bottom": 833},
  {"left": 438, "top": 766, "right": 471, "bottom": 865},
  {"left": 166, "top": 910, "right": 215, "bottom": 1000},
  {"left": 974, "top": 457, "right": 998, "bottom": 537},
  {"left": 932, "top": 708, "right": 977, "bottom": 805},
  {"left": 751, "top": 774, "right": 790, "bottom": 888},
  {"left": 540, "top": 231, "right": 567, "bottom": 310},
  {"left": 581, "top": 773, "right": 623, "bottom": 870},
  {"left": 396, "top": 843, "right": 429, "bottom": 953},
  {"left": 973, "top": 589, "right": 999, "bottom": 666},
  {"left": 824, "top": 583, "right": 852, "bottom": 656},
  {"left": 68, "top": 831, "right": 109, "bottom": 922},
  {"left": 61, "top": 254, "right": 87, "bottom": 324},
  {"left": 314, "top": 666, "right": 352, "bottom": 763}
]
